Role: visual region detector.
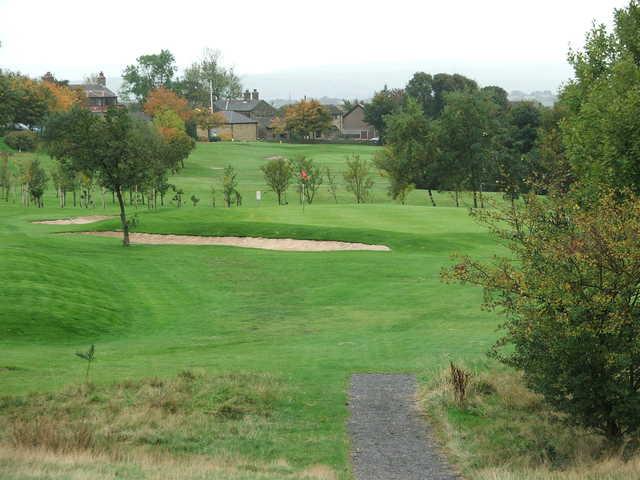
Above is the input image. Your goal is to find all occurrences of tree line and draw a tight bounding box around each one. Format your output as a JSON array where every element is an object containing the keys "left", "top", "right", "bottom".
[{"left": 362, "top": 72, "right": 562, "bottom": 207}]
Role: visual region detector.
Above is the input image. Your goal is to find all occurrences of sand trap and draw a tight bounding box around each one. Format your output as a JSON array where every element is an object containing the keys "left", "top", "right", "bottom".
[
  {"left": 80, "top": 231, "right": 391, "bottom": 252},
  {"left": 34, "top": 215, "right": 115, "bottom": 225}
]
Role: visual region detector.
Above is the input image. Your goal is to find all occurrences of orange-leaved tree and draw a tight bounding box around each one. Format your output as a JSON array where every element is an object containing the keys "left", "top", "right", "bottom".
[
  {"left": 284, "top": 99, "right": 332, "bottom": 139},
  {"left": 144, "top": 87, "right": 192, "bottom": 121}
]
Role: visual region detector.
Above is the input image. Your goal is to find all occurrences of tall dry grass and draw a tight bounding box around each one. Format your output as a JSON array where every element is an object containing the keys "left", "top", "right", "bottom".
[
  {"left": 420, "top": 366, "right": 640, "bottom": 480},
  {"left": 0, "top": 371, "right": 337, "bottom": 480}
]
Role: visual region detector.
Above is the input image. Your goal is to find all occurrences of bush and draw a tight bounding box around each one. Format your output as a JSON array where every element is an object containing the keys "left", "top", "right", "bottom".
[
  {"left": 444, "top": 189, "right": 640, "bottom": 444},
  {"left": 4, "top": 131, "right": 38, "bottom": 152}
]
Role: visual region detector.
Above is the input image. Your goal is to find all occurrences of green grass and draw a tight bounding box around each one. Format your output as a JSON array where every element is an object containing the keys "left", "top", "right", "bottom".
[{"left": 0, "top": 141, "right": 502, "bottom": 479}]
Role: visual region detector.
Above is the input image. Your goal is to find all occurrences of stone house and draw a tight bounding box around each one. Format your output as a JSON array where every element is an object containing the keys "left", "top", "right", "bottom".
[
  {"left": 208, "top": 111, "right": 258, "bottom": 141},
  {"left": 70, "top": 72, "right": 118, "bottom": 114},
  {"left": 341, "top": 104, "right": 377, "bottom": 140},
  {"left": 214, "top": 89, "right": 277, "bottom": 139}
]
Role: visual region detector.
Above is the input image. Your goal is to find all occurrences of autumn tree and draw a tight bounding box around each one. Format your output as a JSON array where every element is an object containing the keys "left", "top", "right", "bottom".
[
  {"left": 45, "top": 107, "right": 165, "bottom": 246},
  {"left": 343, "top": 154, "right": 374, "bottom": 204},
  {"left": 284, "top": 99, "right": 332, "bottom": 139},
  {"left": 143, "top": 87, "right": 192, "bottom": 122},
  {"left": 42, "top": 80, "right": 82, "bottom": 113},
  {"left": 261, "top": 157, "right": 292, "bottom": 205}
]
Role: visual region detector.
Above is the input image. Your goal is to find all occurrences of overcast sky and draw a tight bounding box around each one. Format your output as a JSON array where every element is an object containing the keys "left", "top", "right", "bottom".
[{"left": 0, "top": 0, "right": 631, "bottom": 98}]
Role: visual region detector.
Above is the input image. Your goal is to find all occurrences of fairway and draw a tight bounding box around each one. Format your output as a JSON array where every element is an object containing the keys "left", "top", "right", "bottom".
[{"left": 0, "top": 142, "right": 500, "bottom": 479}]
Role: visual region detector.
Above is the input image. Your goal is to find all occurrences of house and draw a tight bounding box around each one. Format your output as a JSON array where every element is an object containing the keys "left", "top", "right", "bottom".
[
  {"left": 209, "top": 111, "right": 258, "bottom": 141},
  {"left": 214, "top": 89, "right": 277, "bottom": 139},
  {"left": 341, "top": 104, "right": 377, "bottom": 140},
  {"left": 325, "top": 104, "right": 344, "bottom": 136},
  {"left": 70, "top": 72, "right": 117, "bottom": 114}
]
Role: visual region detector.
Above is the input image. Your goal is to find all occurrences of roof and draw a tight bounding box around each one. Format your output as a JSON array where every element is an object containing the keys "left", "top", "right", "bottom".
[
  {"left": 343, "top": 103, "right": 365, "bottom": 118},
  {"left": 221, "top": 111, "right": 257, "bottom": 124},
  {"left": 70, "top": 83, "right": 117, "bottom": 98},
  {"left": 214, "top": 98, "right": 260, "bottom": 112}
]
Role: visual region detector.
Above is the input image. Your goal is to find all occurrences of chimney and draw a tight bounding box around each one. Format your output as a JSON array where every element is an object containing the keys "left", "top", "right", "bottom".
[
  {"left": 243, "top": 89, "right": 251, "bottom": 101},
  {"left": 252, "top": 89, "right": 259, "bottom": 101},
  {"left": 97, "top": 71, "right": 106, "bottom": 86}
]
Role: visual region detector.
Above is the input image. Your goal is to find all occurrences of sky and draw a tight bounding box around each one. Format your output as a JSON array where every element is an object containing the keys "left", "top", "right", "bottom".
[{"left": 0, "top": 0, "right": 631, "bottom": 99}]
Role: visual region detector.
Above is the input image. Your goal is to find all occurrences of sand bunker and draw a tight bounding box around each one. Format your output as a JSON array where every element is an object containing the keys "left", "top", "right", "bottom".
[
  {"left": 34, "top": 215, "right": 115, "bottom": 225},
  {"left": 80, "top": 231, "right": 391, "bottom": 252}
]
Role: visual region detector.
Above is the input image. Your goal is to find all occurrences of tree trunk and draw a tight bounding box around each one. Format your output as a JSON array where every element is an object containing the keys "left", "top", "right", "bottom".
[
  {"left": 427, "top": 189, "right": 436, "bottom": 207},
  {"left": 455, "top": 190, "right": 459, "bottom": 207},
  {"left": 115, "top": 187, "right": 130, "bottom": 247},
  {"left": 473, "top": 190, "right": 478, "bottom": 209}
]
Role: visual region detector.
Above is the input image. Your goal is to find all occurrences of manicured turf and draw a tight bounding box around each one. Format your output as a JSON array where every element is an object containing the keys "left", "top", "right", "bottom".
[{"left": 0, "top": 141, "right": 501, "bottom": 478}]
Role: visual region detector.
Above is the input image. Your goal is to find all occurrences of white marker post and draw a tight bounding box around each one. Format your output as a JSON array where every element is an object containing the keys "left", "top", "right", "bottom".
[{"left": 256, "top": 190, "right": 261, "bottom": 206}]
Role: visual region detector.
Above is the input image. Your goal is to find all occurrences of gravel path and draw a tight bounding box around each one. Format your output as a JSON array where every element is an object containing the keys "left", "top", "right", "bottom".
[{"left": 348, "top": 374, "right": 459, "bottom": 480}]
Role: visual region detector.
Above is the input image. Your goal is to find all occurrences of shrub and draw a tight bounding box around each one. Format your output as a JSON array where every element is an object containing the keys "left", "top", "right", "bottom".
[
  {"left": 4, "top": 131, "right": 38, "bottom": 152},
  {"left": 343, "top": 154, "right": 374, "bottom": 204},
  {"left": 261, "top": 157, "right": 292, "bottom": 205}
]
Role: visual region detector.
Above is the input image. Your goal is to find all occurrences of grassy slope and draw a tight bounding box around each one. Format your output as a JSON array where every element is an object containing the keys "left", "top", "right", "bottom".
[{"left": 0, "top": 142, "right": 501, "bottom": 478}]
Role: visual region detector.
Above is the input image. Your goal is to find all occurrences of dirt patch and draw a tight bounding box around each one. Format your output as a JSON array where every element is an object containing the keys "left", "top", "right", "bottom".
[
  {"left": 79, "top": 231, "right": 390, "bottom": 252},
  {"left": 33, "top": 216, "right": 114, "bottom": 225},
  {"left": 265, "top": 155, "right": 286, "bottom": 161}
]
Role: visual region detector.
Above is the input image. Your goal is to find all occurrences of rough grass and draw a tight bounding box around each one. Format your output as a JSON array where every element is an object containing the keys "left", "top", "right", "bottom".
[
  {"left": 0, "top": 371, "right": 336, "bottom": 479},
  {"left": 420, "top": 366, "right": 640, "bottom": 480},
  {"left": 0, "top": 446, "right": 337, "bottom": 480}
]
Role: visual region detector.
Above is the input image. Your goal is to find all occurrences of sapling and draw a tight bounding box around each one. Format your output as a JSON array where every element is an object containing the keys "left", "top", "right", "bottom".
[{"left": 75, "top": 344, "right": 96, "bottom": 385}]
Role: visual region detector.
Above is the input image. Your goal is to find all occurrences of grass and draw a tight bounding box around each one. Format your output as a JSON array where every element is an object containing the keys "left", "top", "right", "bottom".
[
  {"left": 0, "top": 140, "right": 529, "bottom": 478},
  {"left": 420, "top": 366, "right": 640, "bottom": 480}
]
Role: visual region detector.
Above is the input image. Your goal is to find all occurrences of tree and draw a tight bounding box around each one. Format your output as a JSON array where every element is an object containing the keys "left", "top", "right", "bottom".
[
  {"left": 405, "top": 72, "right": 434, "bottom": 117},
  {"left": 8, "top": 74, "right": 50, "bottom": 128},
  {"left": 376, "top": 97, "right": 436, "bottom": 205},
  {"left": 343, "top": 154, "right": 374, "bottom": 204},
  {"left": 291, "top": 156, "right": 323, "bottom": 204},
  {"left": 144, "top": 87, "right": 192, "bottom": 121},
  {"left": 559, "top": 1, "right": 640, "bottom": 196},
  {"left": 152, "top": 109, "right": 195, "bottom": 170},
  {"left": 0, "top": 152, "right": 12, "bottom": 201},
  {"left": 42, "top": 80, "right": 82, "bottom": 113},
  {"left": 19, "top": 158, "right": 47, "bottom": 207},
  {"left": 444, "top": 189, "right": 640, "bottom": 444},
  {"left": 177, "top": 48, "right": 242, "bottom": 107},
  {"left": 121, "top": 49, "right": 177, "bottom": 103},
  {"left": 222, "top": 165, "right": 240, "bottom": 207},
  {"left": 45, "top": 107, "right": 164, "bottom": 246},
  {"left": 434, "top": 90, "right": 498, "bottom": 208},
  {"left": 495, "top": 101, "right": 542, "bottom": 203},
  {"left": 284, "top": 100, "right": 332, "bottom": 139},
  {"left": 363, "top": 86, "right": 404, "bottom": 139},
  {"left": 261, "top": 157, "right": 292, "bottom": 205},
  {"left": 325, "top": 167, "right": 339, "bottom": 203},
  {"left": 431, "top": 73, "right": 478, "bottom": 117}
]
